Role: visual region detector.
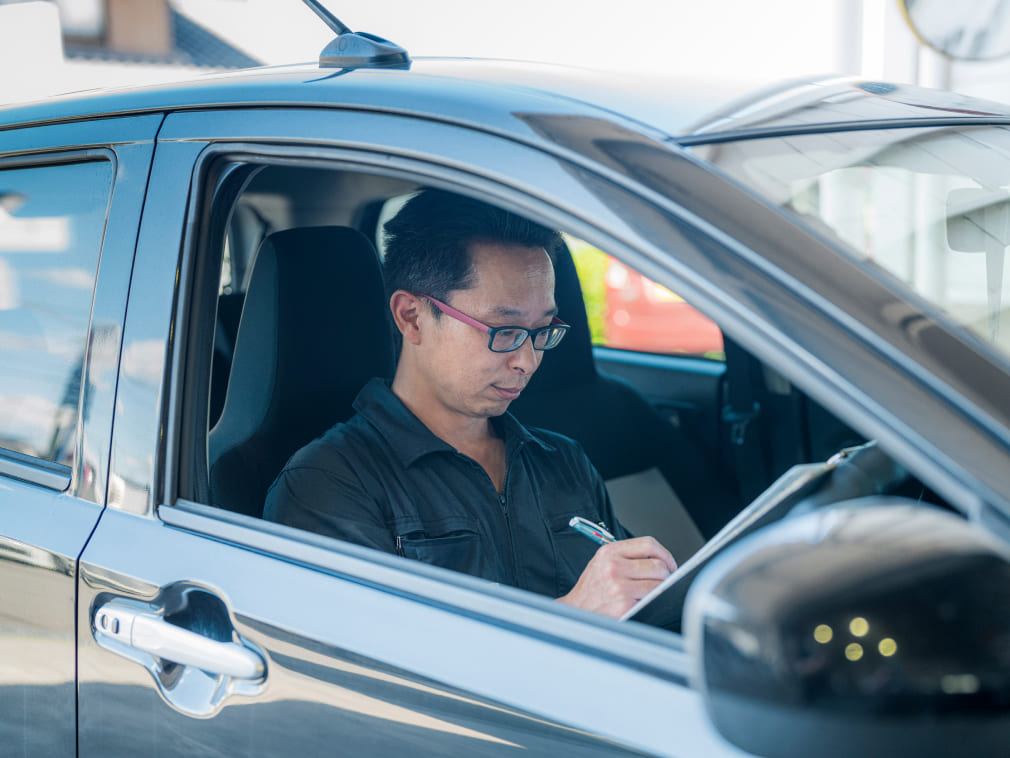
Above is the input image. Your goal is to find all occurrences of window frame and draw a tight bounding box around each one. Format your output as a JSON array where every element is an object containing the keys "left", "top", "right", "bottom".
[
  {"left": 167, "top": 140, "right": 674, "bottom": 512},
  {"left": 161, "top": 137, "right": 719, "bottom": 643},
  {"left": 153, "top": 107, "right": 1010, "bottom": 644},
  {"left": 151, "top": 141, "right": 704, "bottom": 713},
  {"left": 0, "top": 149, "right": 116, "bottom": 491}
]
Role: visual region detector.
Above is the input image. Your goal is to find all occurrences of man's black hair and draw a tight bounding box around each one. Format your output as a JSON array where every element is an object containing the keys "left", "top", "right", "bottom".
[{"left": 382, "top": 188, "right": 562, "bottom": 307}]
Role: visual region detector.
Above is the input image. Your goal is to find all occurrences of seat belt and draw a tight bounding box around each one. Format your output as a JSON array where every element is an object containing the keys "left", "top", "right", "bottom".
[{"left": 722, "top": 339, "right": 768, "bottom": 503}]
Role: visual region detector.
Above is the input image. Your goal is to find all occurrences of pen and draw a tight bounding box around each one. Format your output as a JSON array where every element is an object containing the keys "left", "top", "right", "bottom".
[{"left": 569, "top": 516, "right": 616, "bottom": 546}]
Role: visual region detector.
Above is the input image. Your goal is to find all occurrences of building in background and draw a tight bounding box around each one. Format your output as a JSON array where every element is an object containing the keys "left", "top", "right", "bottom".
[{"left": 0, "top": 0, "right": 261, "bottom": 104}]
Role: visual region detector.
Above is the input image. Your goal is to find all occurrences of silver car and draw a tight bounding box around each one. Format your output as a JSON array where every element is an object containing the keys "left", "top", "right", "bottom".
[{"left": 2, "top": 22, "right": 1010, "bottom": 758}]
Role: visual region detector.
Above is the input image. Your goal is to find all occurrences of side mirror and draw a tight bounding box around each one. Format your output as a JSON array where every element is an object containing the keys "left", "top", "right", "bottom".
[{"left": 684, "top": 499, "right": 1010, "bottom": 758}]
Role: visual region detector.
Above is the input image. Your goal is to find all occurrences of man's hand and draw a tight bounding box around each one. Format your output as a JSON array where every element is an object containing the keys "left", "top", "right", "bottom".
[{"left": 556, "top": 537, "right": 676, "bottom": 618}]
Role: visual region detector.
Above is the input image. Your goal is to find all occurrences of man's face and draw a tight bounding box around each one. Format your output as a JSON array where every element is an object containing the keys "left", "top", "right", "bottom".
[{"left": 419, "top": 241, "right": 557, "bottom": 421}]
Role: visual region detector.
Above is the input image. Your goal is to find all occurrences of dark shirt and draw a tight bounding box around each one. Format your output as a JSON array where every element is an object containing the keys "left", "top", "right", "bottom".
[{"left": 264, "top": 378, "right": 629, "bottom": 598}]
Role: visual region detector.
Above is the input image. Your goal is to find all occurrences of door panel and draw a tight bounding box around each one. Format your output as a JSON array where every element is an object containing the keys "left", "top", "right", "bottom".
[
  {"left": 83, "top": 106, "right": 787, "bottom": 755},
  {"left": 595, "top": 347, "right": 726, "bottom": 457},
  {"left": 0, "top": 490, "right": 100, "bottom": 756},
  {"left": 0, "top": 117, "right": 159, "bottom": 756},
  {"left": 77, "top": 507, "right": 740, "bottom": 757}
]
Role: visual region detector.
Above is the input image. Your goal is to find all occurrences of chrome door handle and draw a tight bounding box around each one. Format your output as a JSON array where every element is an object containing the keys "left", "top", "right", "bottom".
[{"left": 95, "top": 601, "right": 265, "bottom": 680}]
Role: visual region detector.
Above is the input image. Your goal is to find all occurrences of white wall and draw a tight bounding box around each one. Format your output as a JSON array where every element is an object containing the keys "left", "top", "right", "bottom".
[{"left": 177, "top": 0, "right": 1010, "bottom": 102}]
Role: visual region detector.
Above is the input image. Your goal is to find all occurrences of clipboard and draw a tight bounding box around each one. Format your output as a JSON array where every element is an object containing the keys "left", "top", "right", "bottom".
[{"left": 621, "top": 461, "right": 836, "bottom": 630}]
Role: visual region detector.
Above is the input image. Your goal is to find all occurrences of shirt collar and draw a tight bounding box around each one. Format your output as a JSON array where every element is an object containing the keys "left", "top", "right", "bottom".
[{"left": 353, "top": 377, "right": 555, "bottom": 467}]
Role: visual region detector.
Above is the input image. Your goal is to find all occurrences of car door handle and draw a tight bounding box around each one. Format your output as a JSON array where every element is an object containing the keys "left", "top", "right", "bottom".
[{"left": 95, "top": 601, "right": 265, "bottom": 680}]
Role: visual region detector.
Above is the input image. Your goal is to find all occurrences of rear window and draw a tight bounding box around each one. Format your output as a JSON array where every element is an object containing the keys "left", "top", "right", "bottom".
[{"left": 0, "top": 159, "right": 112, "bottom": 465}]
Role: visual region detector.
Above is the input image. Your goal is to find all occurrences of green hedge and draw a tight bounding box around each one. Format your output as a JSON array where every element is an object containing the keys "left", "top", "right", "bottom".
[{"left": 565, "top": 235, "right": 608, "bottom": 345}]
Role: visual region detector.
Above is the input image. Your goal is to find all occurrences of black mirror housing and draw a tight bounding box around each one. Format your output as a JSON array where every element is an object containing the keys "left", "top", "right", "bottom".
[{"left": 685, "top": 500, "right": 1010, "bottom": 758}]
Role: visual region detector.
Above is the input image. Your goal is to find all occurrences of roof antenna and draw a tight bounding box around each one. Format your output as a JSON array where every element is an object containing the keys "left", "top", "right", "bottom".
[{"left": 302, "top": 0, "right": 410, "bottom": 69}]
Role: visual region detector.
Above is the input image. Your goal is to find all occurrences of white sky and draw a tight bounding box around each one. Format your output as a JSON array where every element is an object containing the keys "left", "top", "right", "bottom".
[
  {"left": 4, "top": 0, "right": 985, "bottom": 104},
  {"left": 175, "top": 0, "right": 842, "bottom": 87}
]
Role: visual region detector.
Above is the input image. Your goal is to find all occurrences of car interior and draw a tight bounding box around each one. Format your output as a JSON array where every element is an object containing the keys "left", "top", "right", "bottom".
[{"left": 177, "top": 158, "right": 952, "bottom": 629}]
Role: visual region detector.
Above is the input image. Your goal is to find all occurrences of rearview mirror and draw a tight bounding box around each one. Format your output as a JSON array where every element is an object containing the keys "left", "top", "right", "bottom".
[
  {"left": 946, "top": 188, "right": 1009, "bottom": 341},
  {"left": 684, "top": 499, "right": 1010, "bottom": 758},
  {"left": 946, "top": 188, "right": 1010, "bottom": 252}
]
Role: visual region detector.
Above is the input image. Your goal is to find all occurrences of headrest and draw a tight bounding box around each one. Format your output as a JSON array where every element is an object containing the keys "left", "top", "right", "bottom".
[
  {"left": 522, "top": 239, "right": 597, "bottom": 392},
  {"left": 208, "top": 225, "right": 394, "bottom": 514}
]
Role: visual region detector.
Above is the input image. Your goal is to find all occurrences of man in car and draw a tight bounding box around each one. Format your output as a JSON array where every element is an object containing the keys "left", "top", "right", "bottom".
[{"left": 264, "top": 189, "right": 676, "bottom": 618}]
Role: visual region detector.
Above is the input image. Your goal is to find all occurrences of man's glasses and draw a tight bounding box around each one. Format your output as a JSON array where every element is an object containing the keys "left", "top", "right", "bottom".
[{"left": 421, "top": 295, "right": 569, "bottom": 353}]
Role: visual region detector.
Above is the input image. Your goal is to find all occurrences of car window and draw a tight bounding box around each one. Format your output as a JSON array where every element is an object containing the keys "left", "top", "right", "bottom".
[
  {"left": 191, "top": 165, "right": 731, "bottom": 563},
  {"left": 566, "top": 235, "right": 725, "bottom": 360},
  {"left": 178, "top": 150, "right": 905, "bottom": 640},
  {"left": 692, "top": 125, "right": 1010, "bottom": 363},
  {"left": 0, "top": 159, "right": 112, "bottom": 465}
]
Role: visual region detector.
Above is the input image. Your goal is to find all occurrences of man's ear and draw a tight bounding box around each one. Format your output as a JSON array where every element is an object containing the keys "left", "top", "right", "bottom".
[{"left": 389, "top": 290, "right": 425, "bottom": 346}]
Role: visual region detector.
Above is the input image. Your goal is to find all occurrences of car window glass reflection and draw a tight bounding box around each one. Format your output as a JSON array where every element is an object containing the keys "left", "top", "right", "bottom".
[
  {"left": 695, "top": 125, "right": 1010, "bottom": 362},
  {"left": 0, "top": 160, "right": 112, "bottom": 463}
]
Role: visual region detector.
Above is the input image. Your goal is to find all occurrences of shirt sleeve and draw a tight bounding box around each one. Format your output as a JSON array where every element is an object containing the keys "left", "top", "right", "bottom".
[{"left": 263, "top": 460, "right": 398, "bottom": 555}]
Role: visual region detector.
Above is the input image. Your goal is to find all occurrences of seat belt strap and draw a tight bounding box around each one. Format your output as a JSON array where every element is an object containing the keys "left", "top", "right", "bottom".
[{"left": 722, "top": 339, "right": 768, "bottom": 502}]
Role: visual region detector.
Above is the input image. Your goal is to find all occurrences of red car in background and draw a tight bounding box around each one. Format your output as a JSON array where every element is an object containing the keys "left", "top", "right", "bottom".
[{"left": 603, "top": 257, "right": 724, "bottom": 357}]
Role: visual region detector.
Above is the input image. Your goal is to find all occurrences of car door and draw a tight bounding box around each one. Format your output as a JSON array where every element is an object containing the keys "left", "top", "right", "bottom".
[
  {"left": 75, "top": 107, "right": 755, "bottom": 757},
  {"left": 74, "top": 97, "right": 1010, "bottom": 757},
  {"left": 0, "top": 114, "right": 160, "bottom": 755}
]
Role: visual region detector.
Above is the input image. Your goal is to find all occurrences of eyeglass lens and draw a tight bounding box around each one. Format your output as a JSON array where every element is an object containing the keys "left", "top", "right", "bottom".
[{"left": 490, "top": 325, "right": 567, "bottom": 352}]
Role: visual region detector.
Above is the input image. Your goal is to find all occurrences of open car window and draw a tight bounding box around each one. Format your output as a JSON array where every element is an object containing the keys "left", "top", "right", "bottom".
[{"left": 174, "top": 154, "right": 953, "bottom": 637}]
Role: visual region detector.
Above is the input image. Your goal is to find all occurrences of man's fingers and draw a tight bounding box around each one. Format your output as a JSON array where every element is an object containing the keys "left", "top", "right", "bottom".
[
  {"left": 558, "top": 535, "right": 678, "bottom": 618},
  {"left": 642, "top": 557, "right": 674, "bottom": 580},
  {"left": 593, "top": 550, "right": 672, "bottom": 583},
  {"left": 604, "top": 536, "right": 677, "bottom": 573}
]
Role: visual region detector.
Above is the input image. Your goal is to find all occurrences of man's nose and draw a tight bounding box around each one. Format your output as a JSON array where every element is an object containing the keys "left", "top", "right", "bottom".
[{"left": 508, "top": 336, "right": 541, "bottom": 373}]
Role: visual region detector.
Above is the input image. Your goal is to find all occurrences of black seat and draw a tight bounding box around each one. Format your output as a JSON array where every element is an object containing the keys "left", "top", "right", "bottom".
[
  {"left": 208, "top": 226, "right": 394, "bottom": 517},
  {"left": 509, "top": 244, "right": 733, "bottom": 560},
  {"left": 209, "top": 290, "right": 245, "bottom": 427}
]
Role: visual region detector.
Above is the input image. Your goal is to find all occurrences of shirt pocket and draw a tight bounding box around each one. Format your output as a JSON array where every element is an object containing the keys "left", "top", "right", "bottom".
[
  {"left": 396, "top": 519, "right": 485, "bottom": 578},
  {"left": 548, "top": 512, "right": 603, "bottom": 594}
]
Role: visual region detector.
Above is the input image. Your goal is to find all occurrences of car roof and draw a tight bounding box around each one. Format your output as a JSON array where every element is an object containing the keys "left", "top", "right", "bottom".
[
  {"left": 0, "top": 58, "right": 724, "bottom": 138},
  {"left": 4, "top": 58, "right": 1010, "bottom": 145}
]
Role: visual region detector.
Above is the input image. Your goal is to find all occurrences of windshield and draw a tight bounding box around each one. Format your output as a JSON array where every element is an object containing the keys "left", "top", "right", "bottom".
[{"left": 691, "top": 125, "right": 1010, "bottom": 361}]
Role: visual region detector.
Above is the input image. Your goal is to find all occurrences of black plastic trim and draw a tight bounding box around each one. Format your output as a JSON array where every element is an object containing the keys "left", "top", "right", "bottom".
[{"left": 675, "top": 117, "right": 1010, "bottom": 146}]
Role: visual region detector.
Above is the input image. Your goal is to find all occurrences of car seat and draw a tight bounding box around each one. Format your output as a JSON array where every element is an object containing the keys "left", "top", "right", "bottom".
[
  {"left": 208, "top": 226, "right": 394, "bottom": 517},
  {"left": 208, "top": 290, "right": 244, "bottom": 427},
  {"left": 508, "top": 243, "right": 735, "bottom": 562}
]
